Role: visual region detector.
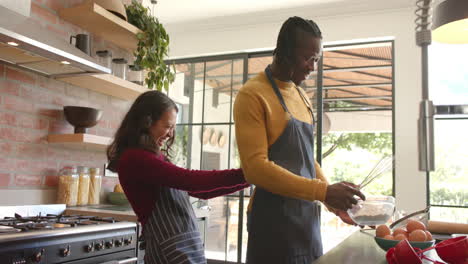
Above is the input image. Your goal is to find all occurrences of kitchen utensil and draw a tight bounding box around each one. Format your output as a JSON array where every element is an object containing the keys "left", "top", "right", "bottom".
[
  {"left": 435, "top": 236, "right": 468, "bottom": 264},
  {"left": 427, "top": 220, "right": 468, "bottom": 234},
  {"left": 63, "top": 106, "right": 103, "bottom": 133},
  {"left": 70, "top": 34, "right": 91, "bottom": 56},
  {"left": 348, "top": 195, "right": 395, "bottom": 226},
  {"left": 111, "top": 58, "right": 128, "bottom": 80},
  {"left": 358, "top": 155, "right": 394, "bottom": 190},
  {"left": 394, "top": 239, "right": 422, "bottom": 264},
  {"left": 390, "top": 206, "right": 430, "bottom": 229}
]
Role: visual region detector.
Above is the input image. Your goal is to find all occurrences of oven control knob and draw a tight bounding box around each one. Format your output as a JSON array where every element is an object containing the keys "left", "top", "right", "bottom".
[
  {"left": 95, "top": 242, "right": 104, "bottom": 251},
  {"left": 84, "top": 244, "right": 94, "bottom": 253},
  {"left": 105, "top": 241, "right": 114, "bottom": 249},
  {"left": 115, "top": 239, "right": 123, "bottom": 247},
  {"left": 31, "top": 249, "right": 44, "bottom": 262},
  {"left": 60, "top": 245, "right": 71, "bottom": 257},
  {"left": 124, "top": 237, "right": 133, "bottom": 245}
]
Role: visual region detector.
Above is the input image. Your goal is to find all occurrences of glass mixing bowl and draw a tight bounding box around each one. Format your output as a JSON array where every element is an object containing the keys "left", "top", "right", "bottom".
[{"left": 348, "top": 195, "right": 395, "bottom": 226}]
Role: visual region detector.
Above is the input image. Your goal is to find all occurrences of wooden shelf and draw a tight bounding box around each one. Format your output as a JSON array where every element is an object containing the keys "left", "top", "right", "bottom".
[
  {"left": 48, "top": 134, "right": 112, "bottom": 151},
  {"left": 57, "top": 73, "right": 147, "bottom": 100},
  {"left": 59, "top": 1, "right": 141, "bottom": 51}
]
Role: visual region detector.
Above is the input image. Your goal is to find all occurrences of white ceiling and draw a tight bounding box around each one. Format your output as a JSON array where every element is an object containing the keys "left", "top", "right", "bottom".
[{"left": 143, "top": 0, "right": 415, "bottom": 25}]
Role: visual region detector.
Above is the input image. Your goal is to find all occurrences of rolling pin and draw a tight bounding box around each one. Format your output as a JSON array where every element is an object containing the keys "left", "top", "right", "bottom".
[{"left": 428, "top": 220, "right": 468, "bottom": 234}]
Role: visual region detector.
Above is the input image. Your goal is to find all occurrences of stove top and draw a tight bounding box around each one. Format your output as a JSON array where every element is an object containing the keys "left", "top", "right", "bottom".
[
  {"left": 0, "top": 213, "right": 139, "bottom": 264},
  {"left": 0, "top": 214, "right": 117, "bottom": 233}
]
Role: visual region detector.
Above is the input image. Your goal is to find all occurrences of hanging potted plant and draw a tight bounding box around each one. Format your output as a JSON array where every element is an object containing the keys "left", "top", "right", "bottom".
[{"left": 125, "top": 0, "right": 175, "bottom": 91}]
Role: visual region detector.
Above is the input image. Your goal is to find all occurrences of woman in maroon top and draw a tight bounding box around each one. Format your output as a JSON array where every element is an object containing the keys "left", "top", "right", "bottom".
[{"left": 107, "top": 91, "right": 249, "bottom": 264}]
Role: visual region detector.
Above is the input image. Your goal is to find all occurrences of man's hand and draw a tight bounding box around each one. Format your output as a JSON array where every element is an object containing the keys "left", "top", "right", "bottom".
[
  {"left": 324, "top": 181, "right": 365, "bottom": 211},
  {"left": 335, "top": 210, "right": 357, "bottom": 226}
]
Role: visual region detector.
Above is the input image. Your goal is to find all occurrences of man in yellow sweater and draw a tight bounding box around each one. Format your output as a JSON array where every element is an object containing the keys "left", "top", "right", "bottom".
[{"left": 234, "top": 17, "right": 365, "bottom": 263}]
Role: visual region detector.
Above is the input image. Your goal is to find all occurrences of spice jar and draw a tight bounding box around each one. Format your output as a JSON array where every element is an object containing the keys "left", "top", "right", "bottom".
[
  {"left": 57, "top": 166, "right": 79, "bottom": 206},
  {"left": 96, "top": 50, "right": 113, "bottom": 70},
  {"left": 88, "top": 167, "right": 102, "bottom": 205},
  {"left": 77, "top": 166, "right": 90, "bottom": 206},
  {"left": 111, "top": 58, "right": 128, "bottom": 80},
  {"left": 127, "top": 64, "right": 144, "bottom": 85}
]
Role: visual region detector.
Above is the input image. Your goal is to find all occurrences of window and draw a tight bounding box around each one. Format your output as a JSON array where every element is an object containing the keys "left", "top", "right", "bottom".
[
  {"left": 428, "top": 43, "right": 468, "bottom": 223},
  {"left": 316, "top": 41, "right": 394, "bottom": 252}
]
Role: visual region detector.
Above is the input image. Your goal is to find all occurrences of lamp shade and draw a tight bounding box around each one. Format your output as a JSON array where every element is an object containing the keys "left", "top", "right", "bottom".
[{"left": 432, "top": 0, "right": 468, "bottom": 44}]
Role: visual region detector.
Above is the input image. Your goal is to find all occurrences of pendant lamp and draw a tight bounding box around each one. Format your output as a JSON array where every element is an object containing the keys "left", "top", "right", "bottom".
[{"left": 432, "top": 0, "right": 468, "bottom": 44}]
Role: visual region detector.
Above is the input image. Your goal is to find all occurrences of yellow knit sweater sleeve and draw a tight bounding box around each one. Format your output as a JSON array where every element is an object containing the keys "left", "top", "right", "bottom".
[{"left": 233, "top": 78, "right": 328, "bottom": 202}]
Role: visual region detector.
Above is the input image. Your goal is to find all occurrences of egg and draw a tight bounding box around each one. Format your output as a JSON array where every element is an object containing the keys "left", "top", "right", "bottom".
[
  {"left": 394, "top": 234, "right": 407, "bottom": 240},
  {"left": 376, "top": 225, "right": 391, "bottom": 238},
  {"left": 409, "top": 229, "right": 427, "bottom": 242},
  {"left": 383, "top": 235, "right": 394, "bottom": 240},
  {"left": 392, "top": 227, "right": 408, "bottom": 237},
  {"left": 425, "top": 230, "right": 433, "bottom": 241},
  {"left": 406, "top": 219, "right": 426, "bottom": 232}
]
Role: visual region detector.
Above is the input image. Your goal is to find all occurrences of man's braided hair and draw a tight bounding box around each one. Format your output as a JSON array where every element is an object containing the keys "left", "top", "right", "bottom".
[{"left": 273, "top": 16, "right": 322, "bottom": 68}]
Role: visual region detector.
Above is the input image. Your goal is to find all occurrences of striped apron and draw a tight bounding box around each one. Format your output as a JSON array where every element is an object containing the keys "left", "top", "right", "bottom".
[{"left": 143, "top": 186, "right": 206, "bottom": 264}]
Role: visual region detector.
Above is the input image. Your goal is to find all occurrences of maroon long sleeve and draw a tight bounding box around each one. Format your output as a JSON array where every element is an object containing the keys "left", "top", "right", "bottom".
[{"left": 117, "top": 148, "right": 247, "bottom": 226}]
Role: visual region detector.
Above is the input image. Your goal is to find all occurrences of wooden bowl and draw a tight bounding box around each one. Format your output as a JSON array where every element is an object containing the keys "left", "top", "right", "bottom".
[
  {"left": 95, "top": 0, "right": 127, "bottom": 21},
  {"left": 63, "top": 106, "right": 103, "bottom": 133}
]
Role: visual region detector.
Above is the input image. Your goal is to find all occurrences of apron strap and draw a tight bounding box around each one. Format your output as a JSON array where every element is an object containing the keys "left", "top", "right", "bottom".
[
  {"left": 265, "top": 65, "right": 291, "bottom": 114},
  {"left": 265, "top": 65, "right": 315, "bottom": 123}
]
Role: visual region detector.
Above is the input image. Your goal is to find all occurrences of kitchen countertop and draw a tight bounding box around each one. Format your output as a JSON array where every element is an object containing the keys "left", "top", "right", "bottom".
[
  {"left": 65, "top": 204, "right": 209, "bottom": 223},
  {"left": 312, "top": 229, "right": 445, "bottom": 264}
]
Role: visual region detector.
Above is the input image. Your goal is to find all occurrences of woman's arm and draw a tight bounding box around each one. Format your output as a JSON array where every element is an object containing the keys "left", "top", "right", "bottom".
[
  {"left": 188, "top": 183, "right": 251, "bottom": 199},
  {"left": 118, "top": 149, "right": 246, "bottom": 193}
]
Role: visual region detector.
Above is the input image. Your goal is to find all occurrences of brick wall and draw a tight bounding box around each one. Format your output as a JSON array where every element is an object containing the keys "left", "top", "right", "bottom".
[{"left": 0, "top": 0, "right": 138, "bottom": 203}]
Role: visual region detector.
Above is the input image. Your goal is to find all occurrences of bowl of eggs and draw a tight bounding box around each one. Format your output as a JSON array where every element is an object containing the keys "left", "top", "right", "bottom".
[{"left": 374, "top": 219, "right": 435, "bottom": 251}]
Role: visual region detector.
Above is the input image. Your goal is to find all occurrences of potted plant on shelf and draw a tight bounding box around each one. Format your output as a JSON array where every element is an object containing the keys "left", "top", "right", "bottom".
[{"left": 125, "top": 0, "right": 175, "bottom": 91}]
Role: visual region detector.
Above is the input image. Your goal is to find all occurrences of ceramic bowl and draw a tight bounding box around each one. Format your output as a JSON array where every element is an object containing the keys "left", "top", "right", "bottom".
[
  {"left": 107, "top": 192, "right": 129, "bottom": 205},
  {"left": 375, "top": 236, "right": 435, "bottom": 251},
  {"left": 64, "top": 106, "right": 103, "bottom": 133}
]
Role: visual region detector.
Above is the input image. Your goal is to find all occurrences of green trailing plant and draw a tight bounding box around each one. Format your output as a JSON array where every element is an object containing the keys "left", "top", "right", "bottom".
[{"left": 125, "top": 0, "right": 175, "bottom": 91}]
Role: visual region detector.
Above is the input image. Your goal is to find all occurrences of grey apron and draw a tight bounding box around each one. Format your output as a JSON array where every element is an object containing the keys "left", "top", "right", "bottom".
[
  {"left": 246, "top": 65, "right": 323, "bottom": 264},
  {"left": 143, "top": 186, "right": 206, "bottom": 264}
]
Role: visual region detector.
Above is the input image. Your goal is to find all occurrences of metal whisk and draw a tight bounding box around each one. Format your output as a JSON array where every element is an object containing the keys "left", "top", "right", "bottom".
[{"left": 358, "top": 155, "right": 394, "bottom": 190}]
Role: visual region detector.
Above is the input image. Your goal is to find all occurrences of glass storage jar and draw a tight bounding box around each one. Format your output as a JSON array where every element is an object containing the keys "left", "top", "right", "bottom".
[
  {"left": 127, "top": 64, "right": 144, "bottom": 85},
  {"left": 88, "top": 167, "right": 102, "bottom": 205},
  {"left": 111, "top": 58, "right": 128, "bottom": 80},
  {"left": 56, "top": 166, "right": 79, "bottom": 206},
  {"left": 77, "top": 166, "right": 90, "bottom": 206},
  {"left": 96, "top": 50, "right": 113, "bottom": 70}
]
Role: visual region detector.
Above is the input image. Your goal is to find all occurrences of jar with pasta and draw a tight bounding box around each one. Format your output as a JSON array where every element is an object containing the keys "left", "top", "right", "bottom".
[
  {"left": 88, "top": 167, "right": 102, "bottom": 205},
  {"left": 77, "top": 166, "right": 90, "bottom": 206},
  {"left": 57, "top": 166, "right": 79, "bottom": 206}
]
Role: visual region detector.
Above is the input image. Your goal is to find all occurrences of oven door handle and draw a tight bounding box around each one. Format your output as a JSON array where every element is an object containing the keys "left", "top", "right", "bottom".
[
  {"left": 99, "top": 257, "right": 138, "bottom": 264},
  {"left": 117, "top": 258, "right": 138, "bottom": 264}
]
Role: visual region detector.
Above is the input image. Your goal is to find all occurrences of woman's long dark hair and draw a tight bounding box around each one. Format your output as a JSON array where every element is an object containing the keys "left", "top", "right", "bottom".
[{"left": 107, "top": 91, "right": 178, "bottom": 172}]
